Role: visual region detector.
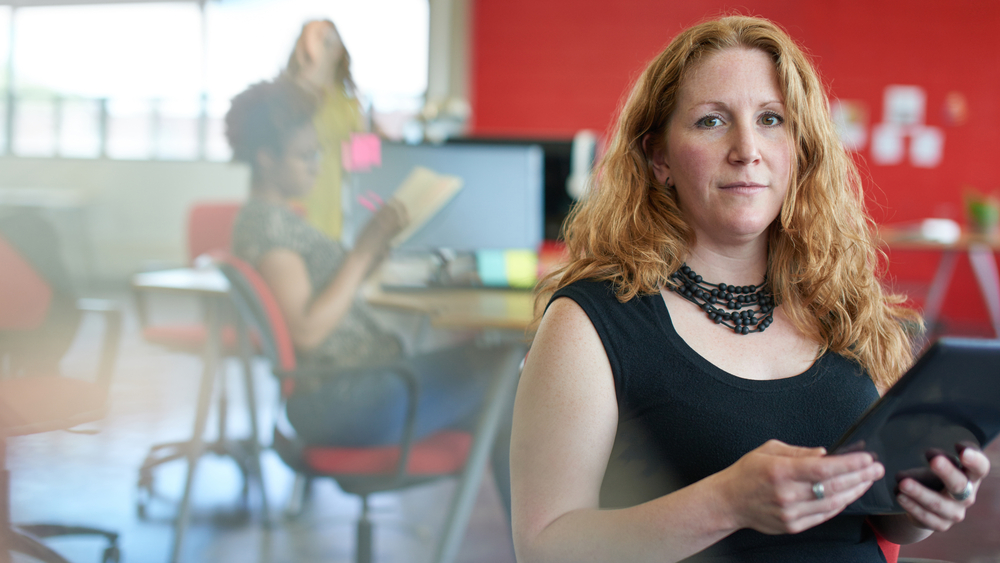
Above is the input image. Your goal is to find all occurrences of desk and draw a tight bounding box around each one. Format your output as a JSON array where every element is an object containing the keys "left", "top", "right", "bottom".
[
  {"left": 880, "top": 227, "right": 1000, "bottom": 337},
  {"left": 365, "top": 284, "right": 535, "bottom": 563},
  {"left": 364, "top": 285, "right": 536, "bottom": 331},
  {"left": 131, "top": 268, "right": 268, "bottom": 563},
  {"left": 135, "top": 268, "right": 537, "bottom": 563}
]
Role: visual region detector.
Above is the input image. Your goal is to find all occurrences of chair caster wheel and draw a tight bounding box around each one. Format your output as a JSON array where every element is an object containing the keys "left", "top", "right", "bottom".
[{"left": 103, "top": 545, "right": 121, "bottom": 563}]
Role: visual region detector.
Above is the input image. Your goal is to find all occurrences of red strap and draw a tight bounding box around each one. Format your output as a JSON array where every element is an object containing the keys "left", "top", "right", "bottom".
[{"left": 874, "top": 527, "right": 900, "bottom": 563}]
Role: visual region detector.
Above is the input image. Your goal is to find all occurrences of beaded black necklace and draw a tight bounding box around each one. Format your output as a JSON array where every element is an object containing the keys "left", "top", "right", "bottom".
[{"left": 667, "top": 263, "right": 775, "bottom": 335}]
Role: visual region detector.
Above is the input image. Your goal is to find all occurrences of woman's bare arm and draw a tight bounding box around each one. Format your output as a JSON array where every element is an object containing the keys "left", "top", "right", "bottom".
[{"left": 257, "top": 202, "right": 406, "bottom": 351}]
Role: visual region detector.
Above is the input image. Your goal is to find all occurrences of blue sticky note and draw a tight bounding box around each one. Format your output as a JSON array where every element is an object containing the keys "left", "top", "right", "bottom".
[{"left": 476, "top": 249, "right": 507, "bottom": 287}]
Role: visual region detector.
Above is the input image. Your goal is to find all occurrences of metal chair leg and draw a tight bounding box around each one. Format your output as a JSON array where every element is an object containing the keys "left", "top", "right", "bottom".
[
  {"left": 17, "top": 524, "right": 117, "bottom": 544},
  {"left": 5, "top": 528, "right": 72, "bottom": 563},
  {"left": 137, "top": 440, "right": 189, "bottom": 519},
  {"left": 433, "top": 343, "right": 525, "bottom": 563},
  {"left": 285, "top": 473, "right": 311, "bottom": 518},
  {"left": 236, "top": 319, "right": 270, "bottom": 521},
  {"left": 168, "top": 296, "right": 222, "bottom": 563},
  {"left": 15, "top": 525, "right": 120, "bottom": 563},
  {"left": 357, "top": 495, "right": 373, "bottom": 563}
]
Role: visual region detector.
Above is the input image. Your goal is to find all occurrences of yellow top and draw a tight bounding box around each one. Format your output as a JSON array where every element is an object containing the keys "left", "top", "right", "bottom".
[{"left": 301, "top": 87, "right": 364, "bottom": 240}]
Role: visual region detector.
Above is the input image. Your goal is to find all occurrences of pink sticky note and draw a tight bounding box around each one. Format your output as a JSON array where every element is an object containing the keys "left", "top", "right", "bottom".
[
  {"left": 353, "top": 133, "right": 381, "bottom": 170},
  {"left": 342, "top": 133, "right": 382, "bottom": 172}
]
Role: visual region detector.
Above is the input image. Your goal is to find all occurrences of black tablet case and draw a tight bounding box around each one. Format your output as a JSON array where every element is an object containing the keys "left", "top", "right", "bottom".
[{"left": 831, "top": 337, "right": 1000, "bottom": 515}]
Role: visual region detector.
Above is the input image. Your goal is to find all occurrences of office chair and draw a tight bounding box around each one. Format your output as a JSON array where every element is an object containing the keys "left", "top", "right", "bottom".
[
  {"left": 214, "top": 252, "right": 479, "bottom": 563},
  {"left": 133, "top": 201, "right": 263, "bottom": 519},
  {"left": 0, "top": 233, "right": 122, "bottom": 563},
  {"left": 135, "top": 201, "right": 243, "bottom": 351}
]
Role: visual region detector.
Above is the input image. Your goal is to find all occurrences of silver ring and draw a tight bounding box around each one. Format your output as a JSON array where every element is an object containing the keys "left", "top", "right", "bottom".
[
  {"left": 950, "top": 480, "right": 973, "bottom": 502},
  {"left": 812, "top": 482, "right": 825, "bottom": 500}
]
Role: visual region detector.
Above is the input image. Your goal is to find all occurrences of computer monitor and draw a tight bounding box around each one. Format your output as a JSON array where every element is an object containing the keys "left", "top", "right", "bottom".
[
  {"left": 348, "top": 142, "right": 544, "bottom": 252},
  {"left": 447, "top": 137, "right": 574, "bottom": 241}
]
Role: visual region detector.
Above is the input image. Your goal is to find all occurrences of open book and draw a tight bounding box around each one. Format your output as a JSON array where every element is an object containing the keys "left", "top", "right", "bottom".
[{"left": 389, "top": 166, "right": 464, "bottom": 247}]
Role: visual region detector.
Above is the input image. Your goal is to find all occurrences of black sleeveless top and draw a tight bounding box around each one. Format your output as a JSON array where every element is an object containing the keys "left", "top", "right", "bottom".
[{"left": 550, "top": 279, "right": 886, "bottom": 562}]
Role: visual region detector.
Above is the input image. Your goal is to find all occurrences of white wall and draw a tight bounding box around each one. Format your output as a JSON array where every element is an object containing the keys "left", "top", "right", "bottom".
[{"left": 0, "top": 156, "right": 249, "bottom": 285}]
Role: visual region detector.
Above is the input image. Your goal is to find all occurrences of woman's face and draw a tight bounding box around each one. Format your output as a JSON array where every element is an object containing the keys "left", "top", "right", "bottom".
[
  {"left": 652, "top": 47, "right": 792, "bottom": 246},
  {"left": 323, "top": 25, "right": 345, "bottom": 65},
  {"left": 300, "top": 21, "right": 344, "bottom": 86},
  {"left": 275, "top": 124, "right": 320, "bottom": 199}
]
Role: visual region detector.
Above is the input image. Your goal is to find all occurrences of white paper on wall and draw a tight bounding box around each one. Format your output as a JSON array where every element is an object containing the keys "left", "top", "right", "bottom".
[
  {"left": 910, "top": 126, "right": 944, "bottom": 168},
  {"left": 831, "top": 99, "right": 868, "bottom": 151},
  {"left": 883, "top": 85, "right": 926, "bottom": 126},
  {"left": 871, "top": 123, "right": 905, "bottom": 165}
]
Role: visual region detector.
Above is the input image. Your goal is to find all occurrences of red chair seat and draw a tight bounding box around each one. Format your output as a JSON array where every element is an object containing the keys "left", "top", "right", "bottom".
[
  {"left": 0, "top": 376, "right": 107, "bottom": 437},
  {"left": 142, "top": 324, "right": 255, "bottom": 354},
  {"left": 0, "top": 237, "right": 52, "bottom": 330},
  {"left": 302, "top": 430, "right": 473, "bottom": 475}
]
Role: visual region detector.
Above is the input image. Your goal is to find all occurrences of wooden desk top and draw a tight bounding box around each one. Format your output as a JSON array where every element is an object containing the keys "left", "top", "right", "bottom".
[
  {"left": 879, "top": 226, "right": 1000, "bottom": 251},
  {"left": 364, "top": 285, "right": 537, "bottom": 332},
  {"left": 132, "top": 267, "right": 230, "bottom": 295},
  {"left": 133, "top": 267, "right": 539, "bottom": 332}
]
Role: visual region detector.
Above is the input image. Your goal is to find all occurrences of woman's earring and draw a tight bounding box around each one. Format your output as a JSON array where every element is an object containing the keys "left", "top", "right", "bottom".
[{"left": 665, "top": 177, "right": 672, "bottom": 188}]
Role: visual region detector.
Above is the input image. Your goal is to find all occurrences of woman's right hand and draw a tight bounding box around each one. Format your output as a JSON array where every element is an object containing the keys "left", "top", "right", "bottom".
[
  {"left": 719, "top": 439, "right": 884, "bottom": 535},
  {"left": 354, "top": 200, "right": 408, "bottom": 257}
]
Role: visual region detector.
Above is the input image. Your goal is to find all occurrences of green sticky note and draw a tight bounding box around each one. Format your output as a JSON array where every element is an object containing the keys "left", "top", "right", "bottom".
[{"left": 504, "top": 250, "right": 538, "bottom": 288}]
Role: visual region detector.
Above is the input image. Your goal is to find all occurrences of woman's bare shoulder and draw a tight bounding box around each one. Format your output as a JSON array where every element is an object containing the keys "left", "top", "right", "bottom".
[
  {"left": 535, "top": 296, "right": 603, "bottom": 351},
  {"left": 524, "top": 296, "right": 614, "bottom": 396}
]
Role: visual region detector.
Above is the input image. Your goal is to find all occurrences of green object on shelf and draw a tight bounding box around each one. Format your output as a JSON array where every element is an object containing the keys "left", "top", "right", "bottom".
[{"left": 964, "top": 188, "right": 1000, "bottom": 235}]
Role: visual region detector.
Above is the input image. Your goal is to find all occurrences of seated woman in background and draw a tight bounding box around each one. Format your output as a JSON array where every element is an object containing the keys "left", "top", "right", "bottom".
[
  {"left": 225, "top": 79, "right": 511, "bottom": 511},
  {"left": 511, "top": 15, "right": 990, "bottom": 563}
]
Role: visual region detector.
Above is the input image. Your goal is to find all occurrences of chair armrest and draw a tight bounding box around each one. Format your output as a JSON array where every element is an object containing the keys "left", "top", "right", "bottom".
[
  {"left": 75, "top": 299, "right": 122, "bottom": 394},
  {"left": 385, "top": 363, "right": 420, "bottom": 481}
]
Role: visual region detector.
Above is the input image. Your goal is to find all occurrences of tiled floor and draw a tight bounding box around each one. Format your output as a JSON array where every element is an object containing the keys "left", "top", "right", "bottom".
[
  {"left": 5, "top": 295, "right": 516, "bottom": 563},
  {"left": 6, "top": 293, "right": 1000, "bottom": 563}
]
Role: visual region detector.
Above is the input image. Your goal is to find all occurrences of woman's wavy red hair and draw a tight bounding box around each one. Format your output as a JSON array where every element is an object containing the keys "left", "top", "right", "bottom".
[{"left": 536, "top": 15, "right": 920, "bottom": 389}]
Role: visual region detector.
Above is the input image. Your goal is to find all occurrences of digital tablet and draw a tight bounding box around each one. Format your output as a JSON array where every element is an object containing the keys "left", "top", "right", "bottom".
[{"left": 831, "top": 337, "right": 1000, "bottom": 515}]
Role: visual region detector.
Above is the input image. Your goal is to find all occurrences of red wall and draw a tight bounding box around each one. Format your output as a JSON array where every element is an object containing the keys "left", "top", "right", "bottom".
[{"left": 469, "top": 0, "right": 1000, "bottom": 327}]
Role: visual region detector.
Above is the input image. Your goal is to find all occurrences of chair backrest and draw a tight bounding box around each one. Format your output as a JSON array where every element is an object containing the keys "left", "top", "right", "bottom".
[
  {"left": 0, "top": 234, "right": 52, "bottom": 330},
  {"left": 187, "top": 202, "right": 242, "bottom": 264},
  {"left": 213, "top": 252, "right": 298, "bottom": 374}
]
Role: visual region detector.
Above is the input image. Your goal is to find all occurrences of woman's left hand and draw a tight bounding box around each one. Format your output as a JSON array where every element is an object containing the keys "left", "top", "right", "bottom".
[
  {"left": 355, "top": 200, "right": 408, "bottom": 257},
  {"left": 897, "top": 442, "right": 991, "bottom": 532}
]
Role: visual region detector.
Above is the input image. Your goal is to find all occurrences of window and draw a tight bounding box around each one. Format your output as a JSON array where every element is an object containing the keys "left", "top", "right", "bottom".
[
  {"left": 3, "top": 0, "right": 429, "bottom": 160},
  {"left": 0, "top": 5, "right": 11, "bottom": 154}
]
